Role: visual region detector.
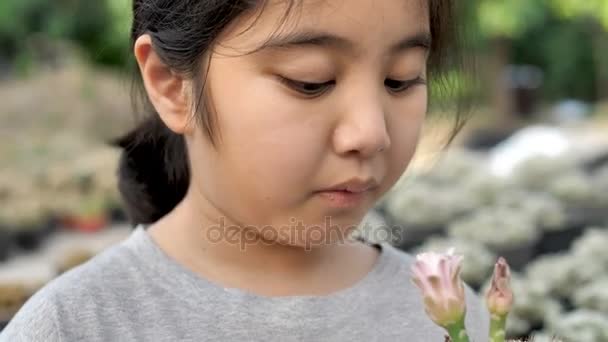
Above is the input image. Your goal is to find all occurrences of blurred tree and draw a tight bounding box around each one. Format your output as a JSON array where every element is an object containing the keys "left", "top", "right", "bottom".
[
  {"left": 0, "top": 0, "right": 53, "bottom": 74},
  {"left": 549, "top": 0, "right": 608, "bottom": 100},
  {"left": 472, "top": 0, "right": 608, "bottom": 118},
  {"left": 477, "top": 0, "right": 547, "bottom": 39},
  {"left": 474, "top": 0, "right": 548, "bottom": 125},
  {"left": 0, "top": 0, "right": 606, "bottom": 104},
  {"left": 550, "top": 0, "right": 608, "bottom": 29},
  {"left": 0, "top": 0, "right": 130, "bottom": 73},
  {"left": 511, "top": 17, "right": 597, "bottom": 101}
]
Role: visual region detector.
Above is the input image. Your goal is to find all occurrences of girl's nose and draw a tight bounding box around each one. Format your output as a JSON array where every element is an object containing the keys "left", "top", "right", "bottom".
[{"left": 332, "top": 93, "right": 391, "bottom": 159}]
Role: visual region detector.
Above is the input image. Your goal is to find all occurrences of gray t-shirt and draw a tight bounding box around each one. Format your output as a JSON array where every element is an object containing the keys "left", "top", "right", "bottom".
[{"left": 1, "top": 225, "right": 490, "bottom": 341}]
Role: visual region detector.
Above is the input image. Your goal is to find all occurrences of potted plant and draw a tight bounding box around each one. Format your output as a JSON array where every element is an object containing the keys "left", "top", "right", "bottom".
[
  {"left": 61, "top": 190, "right": 109, "bottom": 233},
  {"left": 447, "top": 207, "right": 541, "bottom": 271},
  {"left": 0, "top": 283, "right": 30, "bottom": 330},
  {"left": 386, "top": 181, "right": 476, "bottom": 251},
  {"left": 544, "top": 310, "right": 608, "bottom": 342},
  {"left": 4, "top": 198, "right": 51, "bottom": 251},
  {"left": 512, "top": 156, "right": 579, "bottom": 192},
  {"left": 0, "top": 207, "right": 14, "bottom": 262},
  {"left": 486, "top": 189, "right": 576, "bottom": 256},
  {"left": 56, "top": 248, "right": 94, "bottom": 274},
  {"left": 572, "top": 275, "right": 608, "bottom": 313},
  {"left": 546, "top": 171, "right": 604, "bottom": 228}
]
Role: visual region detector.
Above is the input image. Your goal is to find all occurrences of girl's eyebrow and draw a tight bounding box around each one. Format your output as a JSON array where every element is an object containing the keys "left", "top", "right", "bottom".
[{"left": 255, "top": 29, "right": 432, "bottom": 55}]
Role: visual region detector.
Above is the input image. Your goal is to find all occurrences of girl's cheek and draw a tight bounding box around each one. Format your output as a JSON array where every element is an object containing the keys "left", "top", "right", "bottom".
[{"left": 385, "top": 94, "right": 428, "bottom": 174}]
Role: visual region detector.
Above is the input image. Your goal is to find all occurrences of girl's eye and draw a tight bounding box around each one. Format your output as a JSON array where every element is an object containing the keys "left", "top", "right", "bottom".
[
  {"left": 385, "top": 77, "right": 426, "bottom": 93},
  {"left": 279, "top": 77, "right": 335, "bottom": 97}
]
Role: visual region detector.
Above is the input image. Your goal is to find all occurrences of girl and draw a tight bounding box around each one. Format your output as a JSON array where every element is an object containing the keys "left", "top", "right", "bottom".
[{"left": 1, "top": 0, "right": 489, "bottom": 341}]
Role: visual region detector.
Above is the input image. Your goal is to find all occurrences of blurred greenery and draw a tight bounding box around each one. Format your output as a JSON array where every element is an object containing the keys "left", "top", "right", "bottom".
[
  {"left": 0, "top": 0, "right": 131, "bottom": 71},
  {"left": 0, "top": 0, "right": 606, "bottom": 103},
  {"left": 476, "top": 0, "right": 608, "bottom": 38},
  {"left": 473, "top": 0, "right": 608, "bottom": 103}
]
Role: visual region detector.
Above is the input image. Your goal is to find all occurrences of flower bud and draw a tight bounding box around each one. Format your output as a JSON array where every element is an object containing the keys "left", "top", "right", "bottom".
[{"left": 486, "top": 257, "right": 514, "bottom": 316}]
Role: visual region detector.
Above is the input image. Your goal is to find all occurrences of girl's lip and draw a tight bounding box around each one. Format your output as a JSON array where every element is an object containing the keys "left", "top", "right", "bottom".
[
  {"left": 321, "top": 178, "right": 379, "bottom": 193},
  {"left": 315, "top": 189, "right": 369, "bottom": 209}
]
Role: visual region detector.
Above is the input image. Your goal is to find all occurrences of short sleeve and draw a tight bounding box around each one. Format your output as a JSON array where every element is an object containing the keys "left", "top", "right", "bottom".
[{"left": 0, "top": 289, "right": 62, "bottom": 342}]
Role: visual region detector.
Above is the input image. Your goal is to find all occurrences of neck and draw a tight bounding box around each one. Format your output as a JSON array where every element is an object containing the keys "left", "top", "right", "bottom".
[{"left": 147, "top": 186, "right": 374, "bottom": 296}]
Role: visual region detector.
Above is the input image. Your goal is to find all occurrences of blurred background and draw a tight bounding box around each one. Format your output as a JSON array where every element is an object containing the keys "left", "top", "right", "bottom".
[{"left": 1, "top": 0, "right": 608, "bottom": 340}]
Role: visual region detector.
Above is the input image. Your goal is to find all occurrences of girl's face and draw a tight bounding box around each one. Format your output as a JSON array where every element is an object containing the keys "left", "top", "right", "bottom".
[{"left": 188, "top": 0, "right": 429, "bottom": 247}]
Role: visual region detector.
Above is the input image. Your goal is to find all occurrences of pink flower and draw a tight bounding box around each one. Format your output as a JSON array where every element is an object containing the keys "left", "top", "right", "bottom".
[
  {"left": 485, "top": 257, "right": 513, "bottom": 316},
  {"left": 411, "top": 248, "right": 467, "bottom": 327}
]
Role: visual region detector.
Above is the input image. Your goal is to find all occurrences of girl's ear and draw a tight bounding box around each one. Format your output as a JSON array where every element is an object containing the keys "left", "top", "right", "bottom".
[{"left": 134, "top": 35, "right": 193, "bottom": 135}]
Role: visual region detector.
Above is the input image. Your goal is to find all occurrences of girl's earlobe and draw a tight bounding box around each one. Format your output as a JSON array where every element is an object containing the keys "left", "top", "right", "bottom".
[{"left": 134, "top": 34, "right": 192, "bottom": 134}]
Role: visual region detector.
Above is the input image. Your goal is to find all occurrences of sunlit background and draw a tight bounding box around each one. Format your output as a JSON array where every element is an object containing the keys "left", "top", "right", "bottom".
[{"left": 1, "top": 1, "right": 608, "bottom": 340}]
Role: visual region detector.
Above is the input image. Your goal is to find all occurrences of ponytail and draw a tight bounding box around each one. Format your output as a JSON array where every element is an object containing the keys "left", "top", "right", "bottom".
[{"left": 112, "top": 115, "right": 190, "bottom": 226}]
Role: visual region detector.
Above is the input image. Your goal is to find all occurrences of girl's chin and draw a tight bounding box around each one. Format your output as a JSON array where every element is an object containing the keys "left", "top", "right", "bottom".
[{"left": 266, "top": 226, "right": 359, "bottom": 250}]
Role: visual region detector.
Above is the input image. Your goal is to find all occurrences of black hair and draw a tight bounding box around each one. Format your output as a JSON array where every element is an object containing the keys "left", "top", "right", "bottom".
[{"left": 114, "top": 0, "right": 467, "bottom": 226}]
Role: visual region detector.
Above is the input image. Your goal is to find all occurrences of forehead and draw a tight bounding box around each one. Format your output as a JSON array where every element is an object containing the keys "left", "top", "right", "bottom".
[{"left": 216, "top": 0, "right": 430, "bottom": 54}]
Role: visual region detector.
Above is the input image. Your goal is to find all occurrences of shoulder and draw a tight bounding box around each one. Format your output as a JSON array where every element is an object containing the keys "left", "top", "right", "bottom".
[
  {"left": 0, "top": 235, "right": 140, "bottom": 341},
  {"left": 0, "top": 282, "right": 62, "bottom": 342},
  {"left": 377, "top": 242, "right": 491, "bottom": 341},
  {"left": 43, "top": 235, "right": 140, "bottom": 301}
]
